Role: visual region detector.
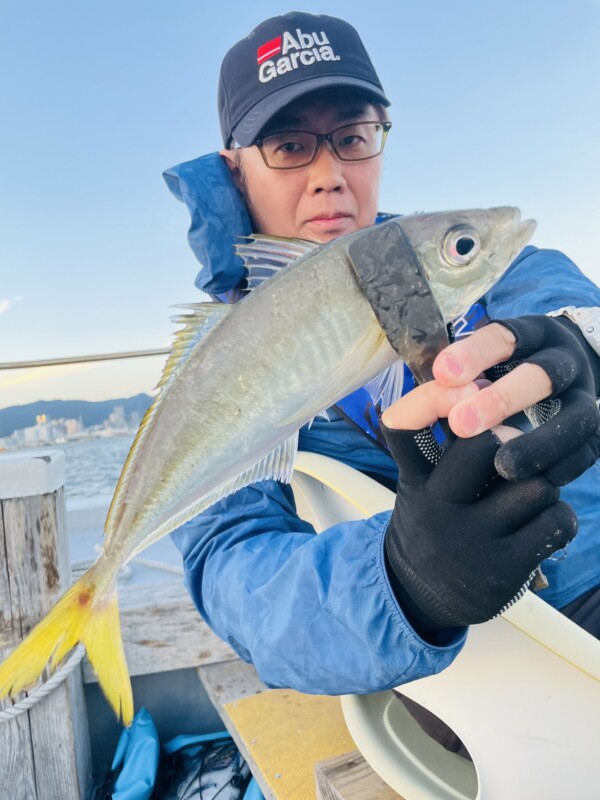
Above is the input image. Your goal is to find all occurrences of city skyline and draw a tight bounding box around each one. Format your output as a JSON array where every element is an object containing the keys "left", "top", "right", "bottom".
[
  {"left": 0, "top": 403, "right": 143, "bottom": 451},
  {"left": 2, "top": 1, "right": 599, "bottom": 408}
]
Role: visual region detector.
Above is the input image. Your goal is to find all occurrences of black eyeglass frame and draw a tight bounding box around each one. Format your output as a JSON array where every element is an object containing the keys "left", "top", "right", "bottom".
[{"left": 254, "top": 120, "right": 392, "bottom": 170}]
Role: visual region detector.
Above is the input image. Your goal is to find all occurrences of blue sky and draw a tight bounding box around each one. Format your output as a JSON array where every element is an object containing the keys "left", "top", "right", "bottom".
[{"left": 1, "top": 0, "right": 599, "bottom": 409}]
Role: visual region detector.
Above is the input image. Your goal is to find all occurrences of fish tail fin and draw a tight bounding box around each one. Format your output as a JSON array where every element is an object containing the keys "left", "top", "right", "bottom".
[{"left": 0, "top": 564, "right": 133, "bottom": 725}]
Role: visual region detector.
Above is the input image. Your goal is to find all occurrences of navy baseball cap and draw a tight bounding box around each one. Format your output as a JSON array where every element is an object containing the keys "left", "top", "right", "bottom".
[{"left": 218, "top": 12, "right": 390, "bottom": 148}]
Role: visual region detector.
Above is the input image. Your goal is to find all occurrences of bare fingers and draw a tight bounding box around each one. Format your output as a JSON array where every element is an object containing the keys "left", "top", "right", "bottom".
[
  {"left": 447, "top": 362, "right": 552, "bottom": 436},
  {"left": 433, "top": 324, "right": 553, "bottom": 437},
  {"left": 381, "top": 381, "right": 479, "bottom": 431}
]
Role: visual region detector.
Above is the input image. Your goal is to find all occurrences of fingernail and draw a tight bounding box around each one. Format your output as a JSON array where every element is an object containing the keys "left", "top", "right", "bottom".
[
  {"left": 443, "top": 353, "right": 463, "bottom": 378},
  {"left": 457, "top": 405, "right": 482, "bottom": 435}
]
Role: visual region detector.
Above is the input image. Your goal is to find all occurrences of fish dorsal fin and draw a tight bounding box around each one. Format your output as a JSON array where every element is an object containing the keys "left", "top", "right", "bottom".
[
  {"left": 363, "top": 360, "right": 406, "bottom": 411},
  {"left": 158, "top": 302, "right": 232, "bottom": 390},
  {"left": 235, "top": 234, "right": 319, "bottom": 290},
  {"left": 105, "top": 302, "right": 231, "bottom": 541},
  {"left": 133, "top": 431, "right": 300, "bottom": 551}
]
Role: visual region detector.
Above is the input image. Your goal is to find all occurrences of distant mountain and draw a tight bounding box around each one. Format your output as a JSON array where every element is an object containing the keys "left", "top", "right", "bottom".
[{"left": 0, "top": 394, "right": 153, "bottom": 438}]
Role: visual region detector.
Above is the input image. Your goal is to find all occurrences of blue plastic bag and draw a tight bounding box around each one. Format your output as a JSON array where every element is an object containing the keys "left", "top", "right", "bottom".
[
  {"left": 97, "top": 708, "right": 263, "bottom": 800},
  {"left": 110, "top": 708, "right": 160, "bottom": 800}
]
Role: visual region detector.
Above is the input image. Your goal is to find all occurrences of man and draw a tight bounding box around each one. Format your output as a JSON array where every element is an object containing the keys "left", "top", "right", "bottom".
[{"left": 165, "top": 12, "right": 600, "bottom": 695}]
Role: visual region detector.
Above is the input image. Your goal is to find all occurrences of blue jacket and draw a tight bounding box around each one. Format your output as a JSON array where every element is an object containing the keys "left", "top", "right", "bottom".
[{"left": 165, "top": 153, "right": 600, "bottom": 695}]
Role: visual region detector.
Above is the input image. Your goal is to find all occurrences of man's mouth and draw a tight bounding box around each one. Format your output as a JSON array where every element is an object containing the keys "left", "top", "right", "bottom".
[{"left": 307, "top": 213, "right": 352, "bottom": 228}]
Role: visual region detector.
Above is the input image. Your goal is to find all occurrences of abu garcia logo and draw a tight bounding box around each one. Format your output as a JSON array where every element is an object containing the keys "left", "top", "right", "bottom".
[{"left": 257, "top": 28, "right": 341, "bottom": 83}]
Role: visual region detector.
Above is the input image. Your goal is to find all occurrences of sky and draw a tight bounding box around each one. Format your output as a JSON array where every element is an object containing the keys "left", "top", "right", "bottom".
[{"left": 1, "top": 0, "right": 599, "bottom": 410}]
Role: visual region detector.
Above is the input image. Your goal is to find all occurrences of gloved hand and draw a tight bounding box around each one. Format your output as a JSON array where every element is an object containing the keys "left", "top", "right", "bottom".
[
  {"left": 488, "top": 315, "right": 600, "bottom": 485},
  {"left": 381, "top": 422, "right": 577, "bottom": 631}
]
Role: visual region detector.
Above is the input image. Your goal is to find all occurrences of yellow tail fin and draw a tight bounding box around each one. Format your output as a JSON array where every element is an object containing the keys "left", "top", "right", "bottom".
[{"left": 0, "top": 567, "right": 133, "bottom": 725}]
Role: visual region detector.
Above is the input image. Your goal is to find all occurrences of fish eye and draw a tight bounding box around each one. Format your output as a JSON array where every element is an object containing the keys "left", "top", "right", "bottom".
[{"left": 443, "top": 226, "right": 481, "bottom": 266}]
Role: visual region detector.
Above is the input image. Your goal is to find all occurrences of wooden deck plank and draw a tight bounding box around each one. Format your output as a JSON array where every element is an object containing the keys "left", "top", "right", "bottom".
[
  {"left": 198, "top": 660, "right": 276, "bottom": 800},
  {"left": 199, "top": 659, "right": 390, "bottom": 800},
  {"left": 315, "top": 751, "right": 404, "bottom": 800}
]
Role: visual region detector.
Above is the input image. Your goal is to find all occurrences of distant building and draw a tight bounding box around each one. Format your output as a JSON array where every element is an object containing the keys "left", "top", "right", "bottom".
[
  {"left": 107, "top": 406, "right": 126, "bottom": 429},
  {"left": 21, "top": 418, "right": 69, "bottom": 444},
  {"left": 1, "top": 406, "right": 137, "bottom": 450},
  {"left": 64, "top": 418, "right": 83, "bottom": 437}
]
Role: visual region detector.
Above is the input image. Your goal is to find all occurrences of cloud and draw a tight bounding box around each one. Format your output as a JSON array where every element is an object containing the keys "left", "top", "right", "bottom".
[
  {"left": 0, "top": 296, "right": 24, "bottom": 316},
  {"left": 0, "top": 363, "right": 95, "bottom": 391}
]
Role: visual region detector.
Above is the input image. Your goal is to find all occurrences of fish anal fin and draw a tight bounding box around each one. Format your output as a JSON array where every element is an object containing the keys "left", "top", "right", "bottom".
[{"left": 146, "top": 432, "right": 301, "bottom": 544}]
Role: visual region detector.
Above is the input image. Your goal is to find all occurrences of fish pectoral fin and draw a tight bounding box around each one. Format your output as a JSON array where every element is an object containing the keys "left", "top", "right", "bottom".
[
  {"left": 236, "top": 234, "right": 319, "bottom": 290},
  {"left": 363, "top": 359, "right": 407, "bottom": 411},
  {"left": 0, "top": 566, "right": 133, "bottom": 726}
]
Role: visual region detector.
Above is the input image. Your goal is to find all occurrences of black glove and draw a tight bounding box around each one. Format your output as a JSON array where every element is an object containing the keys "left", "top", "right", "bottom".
[
  {"left": 488, "top": 315, "right": 600, "bottom": 485},
  {"left": 382, "top": 423, "right": 577, "bottom": 631}
]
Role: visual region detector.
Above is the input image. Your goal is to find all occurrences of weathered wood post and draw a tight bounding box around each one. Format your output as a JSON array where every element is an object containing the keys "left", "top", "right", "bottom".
[{"left": 0, "top": 450, "right": 92, "bottom": 800}]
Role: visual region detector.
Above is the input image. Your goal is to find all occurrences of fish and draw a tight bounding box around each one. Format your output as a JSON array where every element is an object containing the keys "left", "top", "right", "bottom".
[{"left": 0, "top": 208, "right": 535, "bottom": 724}]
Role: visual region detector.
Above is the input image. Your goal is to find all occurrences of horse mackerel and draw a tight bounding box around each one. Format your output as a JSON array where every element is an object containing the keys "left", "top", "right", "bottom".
[{"left": 0, "top": 207, "right": 535, "bottom": 723}]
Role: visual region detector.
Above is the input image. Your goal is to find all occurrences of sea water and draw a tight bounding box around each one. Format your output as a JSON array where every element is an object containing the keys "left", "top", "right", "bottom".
[
  {"left": 7, "top": 437, "right": 184, "bottom": 588},
  {"left": 51, "top": 436, "right": 182, "bottom": 577},
  {"left": 48, "top": 436, "right": 134, "bottom": 499}
]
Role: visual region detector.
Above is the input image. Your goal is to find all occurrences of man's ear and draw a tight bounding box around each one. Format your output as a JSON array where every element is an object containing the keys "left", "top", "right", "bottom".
[{"left": 220, "top": 149, "right": 244, "bottom": 194}]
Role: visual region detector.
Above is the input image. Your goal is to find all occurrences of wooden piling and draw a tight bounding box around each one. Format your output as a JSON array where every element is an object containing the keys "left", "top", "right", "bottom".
[{"left": 0, "top": 450, "right": 91, "bottom": 800}]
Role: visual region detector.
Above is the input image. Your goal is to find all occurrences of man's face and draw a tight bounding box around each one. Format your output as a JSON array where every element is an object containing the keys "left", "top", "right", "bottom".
[{"left": 223, "top": 95, "right": 384, "bottom": 242}]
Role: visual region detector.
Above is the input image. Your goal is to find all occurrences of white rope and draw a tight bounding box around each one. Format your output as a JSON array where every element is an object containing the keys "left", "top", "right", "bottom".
[
  {"left": 0, "top": 644, "right": 85, "bottom": 724},
  {"left": 130, "top": 556, "right": 184, "bottom": 576},
  {"left": 72, "top": 555, "right": 184, "bottom": 579}
]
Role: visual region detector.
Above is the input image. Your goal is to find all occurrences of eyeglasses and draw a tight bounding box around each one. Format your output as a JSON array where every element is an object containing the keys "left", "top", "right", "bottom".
[{"left": 254, "top": 120, "right": 392, "bottom": 170}]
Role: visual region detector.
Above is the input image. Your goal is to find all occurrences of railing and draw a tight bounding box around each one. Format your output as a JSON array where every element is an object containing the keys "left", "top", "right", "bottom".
[{"left": 0, "top": 348, "right": 170, "bottom": 371}]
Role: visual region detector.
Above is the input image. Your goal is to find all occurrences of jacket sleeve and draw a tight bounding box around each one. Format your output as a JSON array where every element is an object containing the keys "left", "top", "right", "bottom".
[
  {"left": 171, "top": 478, "right": 466, "bottom": 695},
  {"left": 483, "top": 245, "right": 600, "bottom": 318}
]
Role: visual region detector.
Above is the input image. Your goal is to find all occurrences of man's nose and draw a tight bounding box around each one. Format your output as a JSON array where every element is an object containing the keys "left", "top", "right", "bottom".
[{"left": 306, "top": 142, "right": 347, "bottom": 194}]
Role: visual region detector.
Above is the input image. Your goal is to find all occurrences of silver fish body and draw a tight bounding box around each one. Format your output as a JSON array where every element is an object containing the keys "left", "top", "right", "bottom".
[
  {"left": 0, "top": 206, "right": 535, "bottom": 723},
  {"left": 105, "top": 207, "right": 535, "bottom": 564},
  {"left": 104, "top": 234, "right": 395, "bottom": 560}
]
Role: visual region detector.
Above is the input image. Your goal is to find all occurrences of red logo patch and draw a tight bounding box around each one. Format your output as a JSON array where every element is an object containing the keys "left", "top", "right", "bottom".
[{"left": 257, "top": 36, "right": 282, "bottom": 64}]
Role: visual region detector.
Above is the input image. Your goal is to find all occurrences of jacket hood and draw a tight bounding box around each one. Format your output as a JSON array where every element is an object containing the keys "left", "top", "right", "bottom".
[{"left": 163, "top": 152, "right": 252, "bottom": 294}]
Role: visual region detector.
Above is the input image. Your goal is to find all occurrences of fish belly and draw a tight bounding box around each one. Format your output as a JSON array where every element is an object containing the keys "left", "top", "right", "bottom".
[{"left": 105, "top": 253, "right": 395, "bottom": 560}]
